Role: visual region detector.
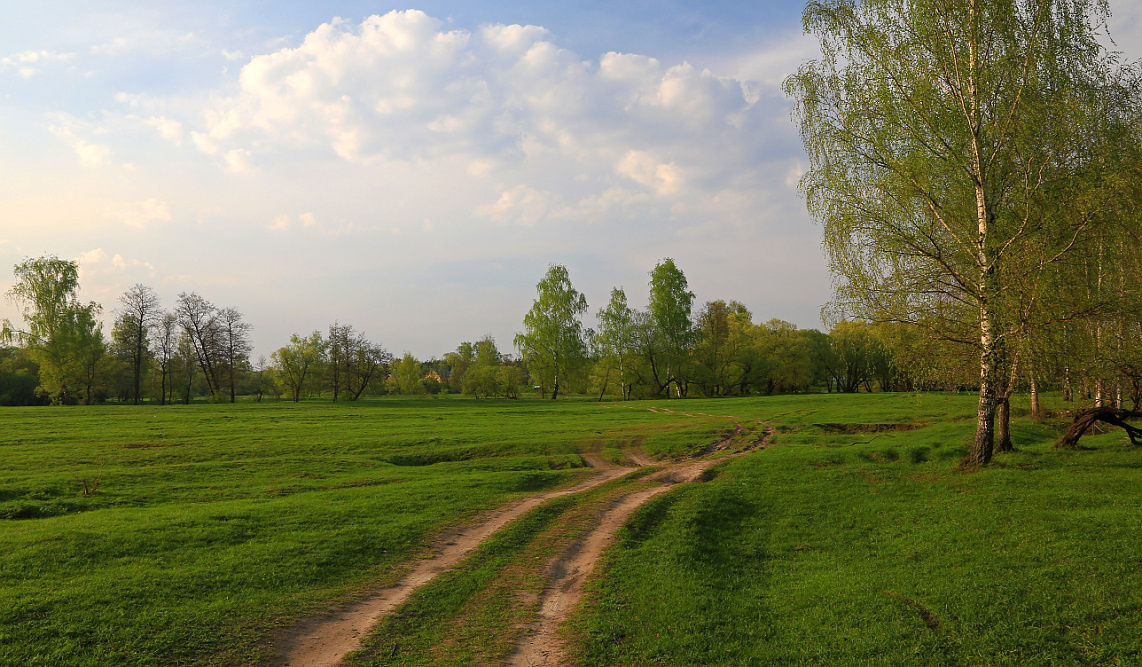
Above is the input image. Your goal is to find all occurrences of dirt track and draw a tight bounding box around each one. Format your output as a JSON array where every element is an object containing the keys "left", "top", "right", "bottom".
[
  {"left": 271, "top": 466, "right": 632, "bottom": 667},
  {"left": 272, "top": 408, "right": 768, "bottom": 666}
]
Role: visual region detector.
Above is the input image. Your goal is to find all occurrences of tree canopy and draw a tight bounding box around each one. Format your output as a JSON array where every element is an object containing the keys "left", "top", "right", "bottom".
[{"left": 785, "top": 0, "right": 1141, "bottom": 464}]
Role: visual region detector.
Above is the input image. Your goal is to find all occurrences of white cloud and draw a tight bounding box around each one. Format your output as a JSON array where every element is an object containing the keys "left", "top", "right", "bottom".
[
  {"left": 187, "top": 9, "right": 769, "bottom": 176},
  {"left": 224, "top": 148, "right": 254, "bottom": 173},
  {"left": 146, "top": 116, "right": 183, "bottom": 144},
  {"left": 105, "top": 199, "right": 173, "bottom": 229},
  {"left": 616, "top": 151, "right": 683, "bottom": 195},
  {"left": 77, "top": 248, "right": 108, "bottom": 266},
  {"left": 47, "top": 115, "right": 114, "bottom": 167},
  {"left": 2, "top": 50, "right": 75, "bottom": 78},
  {"left": 476, "top": 185, "right": 558, "bottom": 226},
  {"left": 91, "top": 31, "right": 200, "bottom": 57}
]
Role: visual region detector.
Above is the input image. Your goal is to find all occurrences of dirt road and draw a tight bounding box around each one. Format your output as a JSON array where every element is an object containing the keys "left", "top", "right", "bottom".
[{"left": 272, "top": 408, "right": 768, "bottom": 666}]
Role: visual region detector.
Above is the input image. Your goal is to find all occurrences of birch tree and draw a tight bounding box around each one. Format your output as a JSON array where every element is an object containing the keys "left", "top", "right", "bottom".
[
  {"left": 515, "top": 265, "right": 588, "bottom": 400},
  {"left": 785, "top": 0, "right": 1135, "bottom": 464}
]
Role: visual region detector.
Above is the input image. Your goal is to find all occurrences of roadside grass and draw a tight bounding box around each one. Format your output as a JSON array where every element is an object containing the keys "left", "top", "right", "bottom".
[
  {"left": 568, "top": 392, "right": 1142, "bottom": 664},
  {"left": 0, "top": 399, "right": 722, "bottom": 664}
]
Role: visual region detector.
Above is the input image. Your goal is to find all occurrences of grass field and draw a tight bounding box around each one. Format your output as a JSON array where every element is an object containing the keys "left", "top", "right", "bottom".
[
  {"left": 2, "top": 393, "right": 1139, "bottom": 664},
  {"left": 0, "top": 398, "right": 723, "bottom": 664}
]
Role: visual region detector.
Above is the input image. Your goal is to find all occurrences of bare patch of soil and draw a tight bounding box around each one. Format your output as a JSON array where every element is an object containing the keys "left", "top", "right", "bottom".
[{"left": 814, "top": 422, "right": 924, "bottom": 433}]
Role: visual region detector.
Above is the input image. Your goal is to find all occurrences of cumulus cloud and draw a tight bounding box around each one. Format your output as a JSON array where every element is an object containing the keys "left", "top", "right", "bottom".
[
  {"left": 2, "top": 49, "right": 75, "bottom": 78},
  {"left": 146, "top": 116, "right": 183, "bottom": 144},
  {"left": 187, "top": 10, "right": 776, "bottom": 180},
  {"left": 224, "top": 148, "right": 254, "bottom": 173},
  {"left": 48, "top": 117, "right": 113, "bottom": 167},
  {"left": 76, "top": 248, "right": 108, "bottom": 266},
  {"left": 476, "top": 185, "right": 559, "bottom": 226},
  {"left": 105, "top": 199, "right": 173, "bottom": 229}
]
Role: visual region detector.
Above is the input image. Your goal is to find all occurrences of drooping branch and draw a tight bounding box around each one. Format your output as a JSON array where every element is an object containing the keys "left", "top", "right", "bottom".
[{"left": 1057, "top": 406, "right": 1142, "bottom": 449}]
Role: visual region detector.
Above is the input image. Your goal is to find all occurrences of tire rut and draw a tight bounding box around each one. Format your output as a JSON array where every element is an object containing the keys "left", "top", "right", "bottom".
[
  {"left": 508, "top": 421, "right": 771, "bottom": 666},
  {"left": 271, "top": 408, "right": 768, "bottom": 667}
]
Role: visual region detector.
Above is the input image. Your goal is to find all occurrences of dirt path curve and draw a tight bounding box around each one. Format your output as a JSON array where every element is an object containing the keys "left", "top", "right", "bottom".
[
  {"left": 272, "top": 465, "right": 631, "bottom": 667},
  {"left": 273, "top": 406, "right": 766, "bottom": 667},
  {"left": 507, "top": 454, "right": 736, "bottom": 667}
]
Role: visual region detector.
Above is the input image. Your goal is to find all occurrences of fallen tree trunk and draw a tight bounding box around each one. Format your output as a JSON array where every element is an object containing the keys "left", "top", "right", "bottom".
[{"left": 1057, "top": 407, "right": 1142, "bottom": 449}]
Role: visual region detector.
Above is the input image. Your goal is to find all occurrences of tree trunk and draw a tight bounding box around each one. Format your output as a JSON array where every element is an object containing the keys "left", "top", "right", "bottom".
[
  {"left": 995, "top": 395, "right": 1012, "bottom": 453},
  {"left": 1029, "top": 378, "right": 1041, "bottom": 421},
  {"left": 1063, "top": 366, "right": 1073, "bottom": 402},
  {"left": 1058, "top": 407, "right": 1142, "bottom": 448}
]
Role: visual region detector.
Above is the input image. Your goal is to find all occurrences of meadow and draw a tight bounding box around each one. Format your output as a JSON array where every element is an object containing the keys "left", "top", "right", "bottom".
[{"left": 1, "top": 393, "right": 1139, "bottom": 664}]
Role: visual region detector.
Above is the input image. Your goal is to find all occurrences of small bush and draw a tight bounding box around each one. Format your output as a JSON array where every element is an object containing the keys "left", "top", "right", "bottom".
[{"left": 909, "top": 447, "right": 931, "bottom": 464}]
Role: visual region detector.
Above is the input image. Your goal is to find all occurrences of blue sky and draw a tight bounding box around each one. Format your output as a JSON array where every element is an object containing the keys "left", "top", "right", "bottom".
[{"left": 2, "top": 1, "right": 1139, "bottom": 359}]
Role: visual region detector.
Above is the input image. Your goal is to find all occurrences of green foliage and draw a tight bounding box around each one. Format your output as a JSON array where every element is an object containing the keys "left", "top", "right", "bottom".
[
  {"left": 4, "top": 255, "right": 105, "bottom": 404},
  {"left": 644, "top": 258, "right": 694, "bottom": 397},
  {"left": 272, "top": 331, "right": 324, "bottom": 402},
  {"left": 514, "top": 264, "right": 589, "bottom": 399}
]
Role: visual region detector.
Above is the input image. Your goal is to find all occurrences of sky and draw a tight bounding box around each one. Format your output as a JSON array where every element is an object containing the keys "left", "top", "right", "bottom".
[{"left": 2, "top": 1, "right": 1140, "bottom": 360}]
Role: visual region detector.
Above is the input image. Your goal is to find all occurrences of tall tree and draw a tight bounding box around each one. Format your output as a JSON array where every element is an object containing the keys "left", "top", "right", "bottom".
[
  {"left": 176, "top": 292, "right": 223, "bottom": 401},
  {"left": 324, "top": 322, "right": 389, "bottom": 400},
  {"left": 151, "top": 312, "right": 179, "bottom": 405},
  {"left": 217, "top": 307, "right": 252, "bottom": 403},
  {"left": 393, "top": 352, "right": 424, "bottom": 395},
  {"left": 117, "top": 284, "right": 161, "bottom": 404},
  {"left": 515, "top": 264, "right": 588, "bottom": 400},
  {"left": 785, "top": 0, "right": 1134, "bottom": 464},
  {"left": 272, "top": 332, "right": 324, "bottom": 402},
  {"left": 646, "top": 258, "right": 694, "bottom": 398},
  {"left": 3, "top": 255, "right": 104, "bottom": 404},
  {"left": 595, "top": 288, "right": 638, "bottom": 400}
]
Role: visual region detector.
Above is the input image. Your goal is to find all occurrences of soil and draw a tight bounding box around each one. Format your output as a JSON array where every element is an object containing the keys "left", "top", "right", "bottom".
[{"left": 271, "top": 406, "right": 770, "bottom": 667}]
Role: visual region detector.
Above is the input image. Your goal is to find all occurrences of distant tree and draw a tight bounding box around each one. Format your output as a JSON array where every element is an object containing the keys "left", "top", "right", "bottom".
[
  {"left": 327, "top": 322, "right": 350, "bottom": 401},
  {"left": 216, "top": 307, "right": 252, "bottom": 403},
  {"left": 394, "top": 353, "right": 424, "bottom": 395},
  {"left": 176, "top": 292, "right": 223, "bottom": 401},
  {"left": 595, "top": 288, "right": 637, "bottom": 400},
  {"left": 151, "top": 312, "right": 179, "bottom": 405},
  {"left": 108, "top": 313, "right": 140, "bottom": 401},
  {"left": 645, "top": 258, "right": 694, "bottom": 397},
  {"left": 826, "top": 321, "right": 881, "bottom": 393},
  {"left": 117, "top": 284, "right": 160, "bottom": 404},
  {"left": 443, "top": 342, "right": 476, "bottom": 394},
  {"left": 176, "top": 330, "right": 198, "bottom": 404},
  {"left": 272, "top": 332, "right": 324, "bottom": 402},
  {"left": 326, "top": 322, "right": 390, "bottom": 400},
  {"left": 0, "top": 346, "right": 47, "bottom": 406},
  {"left": 515, "top": 265, "right": 589, "bottom": 400},
  {"left": 2, "top": 255, "right": 104, "bottom": 404},
  {"left": 689, "top": 301, "right": 735, "bottom": 395}
]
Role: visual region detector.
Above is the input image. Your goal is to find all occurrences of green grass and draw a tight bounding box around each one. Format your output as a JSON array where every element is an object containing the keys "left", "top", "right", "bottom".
[
  {"left": 568, "top": 393, "right": 1142, "bottom": 664},
  {"left": 0, "top": 398, "right": 720, "bottom": 664},
  {"left": 3, "top": 393, "right": 1139, "bottom": 665}
]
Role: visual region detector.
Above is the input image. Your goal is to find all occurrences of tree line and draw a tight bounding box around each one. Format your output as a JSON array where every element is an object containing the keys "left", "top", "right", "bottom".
[{"left": 3, "top": 254, "right": 1137, "bottom": 410}]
